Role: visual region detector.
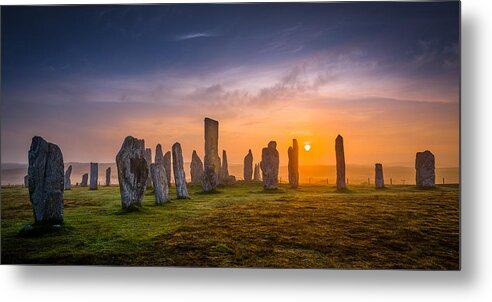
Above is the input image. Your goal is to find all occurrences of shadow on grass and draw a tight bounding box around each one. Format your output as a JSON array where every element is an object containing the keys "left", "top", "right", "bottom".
[
  {"left": 195, "top": 190, "right": 223, "bottom": 195},
  {"left": 18, "top": 223, "right": 74, "bottom": 238},
  {"left": 250, "top": 188, "right": 286, "bottom": 194},
  {"left": 113, "top": 205, "right": 152, "bottom": 215}
]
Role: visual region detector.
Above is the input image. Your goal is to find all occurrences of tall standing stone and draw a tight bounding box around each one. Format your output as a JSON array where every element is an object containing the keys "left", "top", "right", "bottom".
[
  {"left": 172, "top": 142, "right": 189, "bottom": 199},
  {"left": 202, "top": 117, "right": 221, "bottom": 192},
  {"left": 253, "top": 163, "right": 261, "bottom": 181},
  {"left": 145, "top": 148, "right": 153, "bottom": 189},
  {"left": 116, "top": 136, "right": 149, "bottom": 209},
  {"left": 260, "top": 141, "right": 279, "bottom": 190},
  {"left": 27, "top": 136, "right": 64, "bottom": 224},
  {"left": 24, "top": 175, "right": 29, "bottom": 188},
  {"left": 64, "top": 165, "right": 72, "bottom": 190},
  {"left": 375, "top": 163, "right": 384, "bottom": 188},
  {"left": 288, "top": 139, "right": 299, "bottom": 188},
  {"left": 335, "top": 135, "right": 346, "bottom": 190},
  {"left": 243, "top": 149, "right": 253, "bottom": 182},
  {"left": 219, "top": 150, "right": 229, "bottom": 183},
  {"left": 163, "top": 151, "right": 172, "bottom": 185},
  {"left": 150, "top": 163, "right": 169, "bottom": 204},
  {"left": 81, "top": 173, "right": 88, "bottom": 187},
  {"left": 190, "top": 150, "right": 204, "bottom": 185},
  {"left": 155, "top": 144, "right": 164, "bottom": 165},
  {"left": 105, "top": 167, "right": 111, "bottom": 186},
  {"left": 89, "top": 162, "right": 98, "bottom": 190},
  {"left": 415, "top": 150, "right": 435, "bottom": 188}
]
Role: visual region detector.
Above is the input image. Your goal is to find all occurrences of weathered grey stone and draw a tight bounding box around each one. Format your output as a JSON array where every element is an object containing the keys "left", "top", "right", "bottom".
[
  {"left": 243, "top": 149, "right": 253, "bottom": 182},
  {"left": 172, "top": 142, "right": 189, "bottom": 199},
  {"left": 415, "top": 150, "right": 435, "bottom": 188},
  {"left": 219, "top": 150, "right": 229, "bottom": 184},
  {"left": 190, "top": 150, "right": 204, "bottom": 185},
  {"left": 116, "top": 136, "right": 149, "bottom": 209},
  {"left": 253, "top": 163, "right": 261, "bottom": 181},
  {"left": 27, "top": 136, "right": 64, "bottom": 224},
  {"left": 260, "top": 141, "right": 279, "bottom": 190},
  {"left": 155, "top": 144, "right": 164, "bottom": 165},
  {"left": 288, "top": 139, "right": 299, "bottom": 188},
  {"left": 64, "top": 165, "right": 72, "bottom": 190},
  {"left": 163, "top": 151, "right": 172, "bottom": 185},
  {"left": 81, "top": 173, "right": 88, "bottom": 187},
  {"left": 375, "top": 163, "right": 384, "bottom": 188},
  {"left": 150, "top": 163, "right": 169, "bottom": 204},
  {"left": 24, "top": 175, "right": 29, "bottom": 188},
  {"left": 90, "top": 162, "right": 98, "bottom": 190},
  {"left": 105, "top": 167, "right": 111, "bottom": 186},
  {"left": 335, "top": 135, "right": 346, "bottom": 190},
  {"left": 202, "top": 117, "right": 221, "bottom": 192},
  {"left": 145, "top": 148, "right": 153, "bottom": 189}
]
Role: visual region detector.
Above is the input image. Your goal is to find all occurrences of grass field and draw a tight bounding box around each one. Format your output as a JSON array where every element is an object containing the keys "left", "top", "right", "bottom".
[{"left": 1, "top": 182, "right": 459, "bottom": 269}]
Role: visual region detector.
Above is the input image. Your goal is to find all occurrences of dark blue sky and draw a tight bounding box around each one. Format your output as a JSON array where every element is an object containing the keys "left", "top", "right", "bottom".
[{"left": 1, "top": 2, "right": 460, "bottom": 165}]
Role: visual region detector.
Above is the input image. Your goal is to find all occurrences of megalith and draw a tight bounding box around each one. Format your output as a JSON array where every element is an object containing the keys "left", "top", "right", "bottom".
[
  {"left": 145, "top": 148, "right": 153, "bottom": 189},
  {"left": 253, "top": 163, "right": 261, "bottom": 181},
  {"left": 335, "top": 135, "right": 346, "bottom": 190},
  {"left": 172, "top": 142, "right": 189, "bottom": 199},
  {"left": 375, "top": 163, "right": 384, "bottom": 188},
  {"left": 243, "top": 149, "right": 253, "bottom": 182},
  {"left": 81, "top": 173, "right": 88, "bottom": 187},
  {"left": 202, "top": 117, "right": 221, "bottom": 192},
  {"left": 24, "top": 175, "right": 29, "bottom": 188},
  {"left": 89, "top": 162, "right": 98, "bottom": 190},
  {"left": 190, "top": 150, "right": 204, "bottom": 185},
  {"left": 219, "top": 150, "right": 229, "bottom": 183},
  {"left": 27, "top": 136, "right": 64, "bottom": 224},
  {"left": 64, "top": 165, "right": 72, "bottom": 190},
  {"left": 163, "top": 151, "right": 172, "bottom": 185},
  {"left": 155, "top": 144, "right": 164, "bottom": 166},
  {"left": 288, "top": 139, "right": 299, "bottom": 188},
  {"left": 150, "top": 163, "right": 169, "bottom": 204},
  {"left": 105, "top": 167, "right": 111, "bottom": 186},
  {"left": 415, "top": 150, "right": 435, "bottom": 188},
  {"left": 116, "top": 136, "right": 149, "bottom": 209},
  {"left": 260, "top": 141, "right": 279, "bottom": 190}
]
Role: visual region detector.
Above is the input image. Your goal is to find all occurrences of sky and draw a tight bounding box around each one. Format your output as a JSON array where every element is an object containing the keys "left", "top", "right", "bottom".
[{"left": 1, "top": 2, "right": 460, "bottom": 167}]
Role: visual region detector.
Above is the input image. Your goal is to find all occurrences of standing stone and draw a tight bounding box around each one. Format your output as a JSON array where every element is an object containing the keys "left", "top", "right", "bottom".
[
  {"left": 145, "top": 148, "right": 153, "bottom": 189},
  {"left": 288, "top": 139, "right": 299, "bottom": 188},
  {"left": 155, "top": 144, "right": 164, "bottom": 165},
  {"left": 253, "top": 163, "right": 261, "bottom": 181},
  {"left": 116, "top": 136, "right": 149, "bottom": 209},
  {"left": 219, "top": 150, "right": 229, "bottom": 184},
  {"left": 64, "top": 165, "right": 72, "bottom": 190},
  {"left": 375, "top": 163, "right": 384, "bottom": 188},
  {"left": 24, "top": 175, "right": 29, "bottom": 188},
  {"left": 27, "top": 136, "right": 64, "bottom": 224},
  {"left": 335, "top": 135, "right": 346, "bottom": 190},
  {"left": 172, "top": 142, "right": 189, "bottom": 199},
  {"left": 260, "top": 141, "right": 279, "bottom": 190},
  {"left": 415, "top": 150, "right": 435, "bottom": 188},
  {"left": 243, "top": 149, "right": 253, "bottom": 182},
  {"left": 89, "top": 162, "right": 98, "bottom": 190},
  {"left": 150, "top": 163, "right": 169, "bottom": 204},
  {"left": 190, "top": 150, "right": 204, "bottom": 185},
  {"left": 163, "top": 151, "right": 172, "bottom": 185},
  {"left": 202, "top": 117, "right": 221, "bottom": 192},
  {"left": 81, "top": 173, "right": 88, "bottom": 187},
  {"left": 105, "top": 167, "right": 111, "bottom": 186}
]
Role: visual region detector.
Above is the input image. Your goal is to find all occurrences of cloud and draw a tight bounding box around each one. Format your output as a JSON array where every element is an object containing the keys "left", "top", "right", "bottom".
[{"left": 175, "top": 32, "right": 220, "bottom": 41}]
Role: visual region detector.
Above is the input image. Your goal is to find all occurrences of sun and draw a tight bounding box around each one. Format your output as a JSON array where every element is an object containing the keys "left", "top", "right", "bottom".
[{"left": 304, "top": 143, "right": 311, "bottom": 151}]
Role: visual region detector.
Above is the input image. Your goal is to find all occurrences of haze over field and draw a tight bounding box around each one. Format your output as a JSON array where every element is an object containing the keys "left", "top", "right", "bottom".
[
  {"left": 1, "top": 162, "right": 459, "bottom": 186},
  {"left": 1, "top": 3, "right": 459, "bottom": 168}
]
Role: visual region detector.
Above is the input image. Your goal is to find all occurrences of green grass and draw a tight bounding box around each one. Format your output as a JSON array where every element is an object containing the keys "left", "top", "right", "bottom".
[{"left": 1, "top": 183, "right": 459, "bottom": 269}]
